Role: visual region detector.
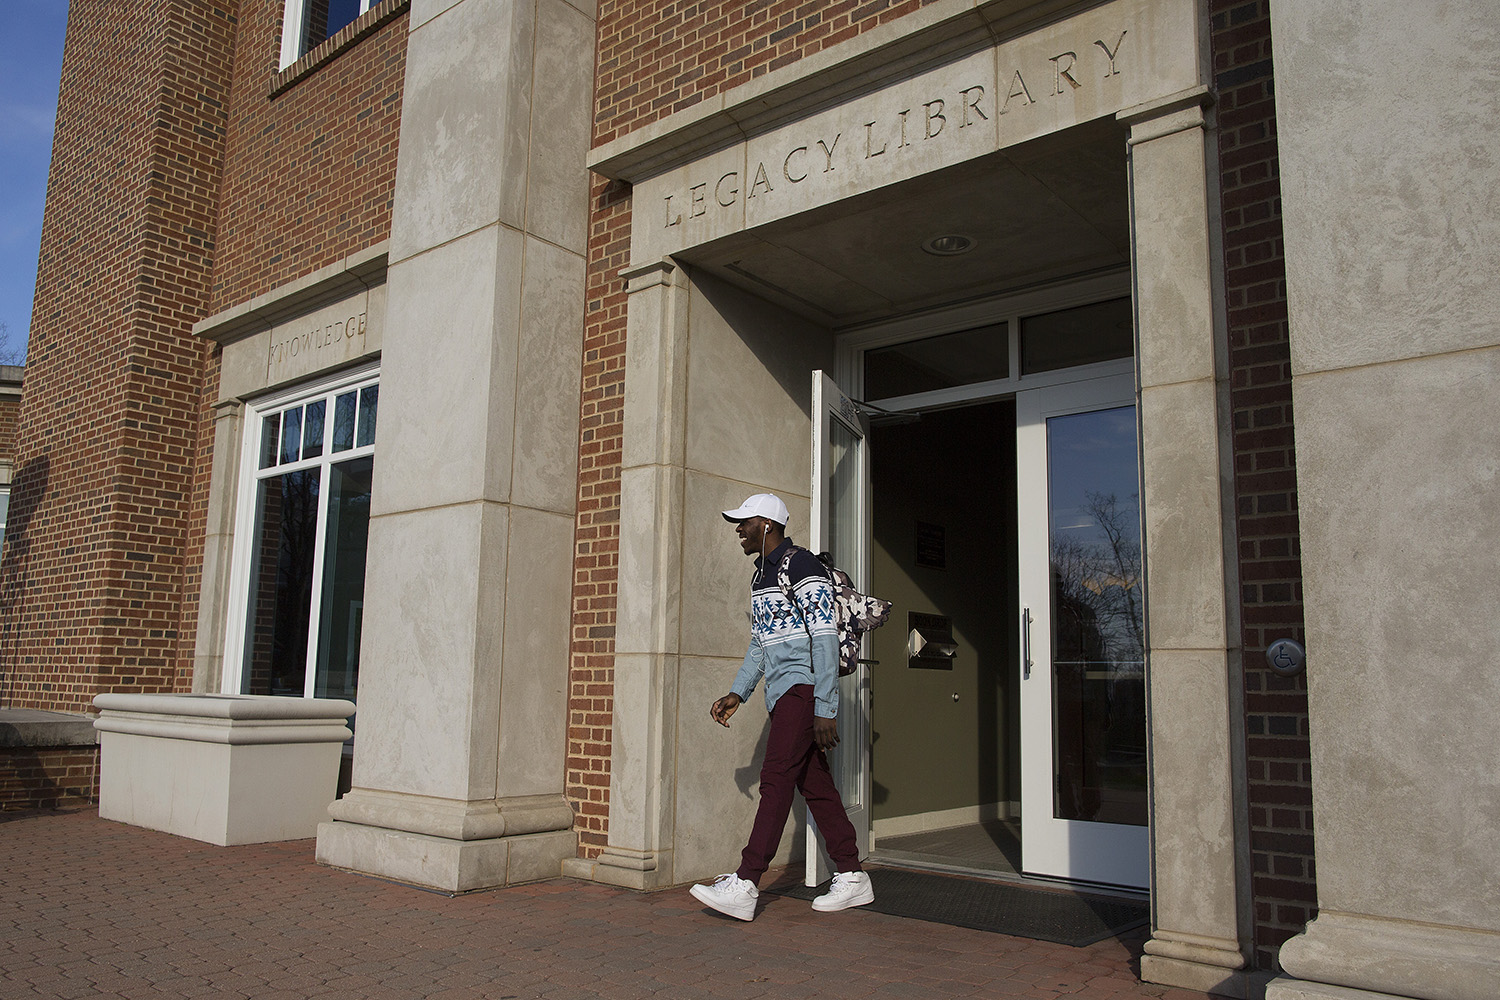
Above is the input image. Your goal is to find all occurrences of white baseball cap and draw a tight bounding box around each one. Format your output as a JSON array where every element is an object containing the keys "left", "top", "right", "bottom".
[{"left": 721, "top": 493, "right": 790, "bottom": 526}]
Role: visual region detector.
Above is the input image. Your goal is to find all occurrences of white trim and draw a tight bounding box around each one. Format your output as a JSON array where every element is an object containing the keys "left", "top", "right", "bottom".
[
  {"left": 279, "top": 0, "right": 377, "bottom": 70},
  {"left": 1016, "top": 372, "right": 1149, "bottom": 888},
  {"left": 834, "top": 271, "right": 1132, "bottom": 407},
  {"left": 220, "top": 362, "right": 380, "bottom": 697}
]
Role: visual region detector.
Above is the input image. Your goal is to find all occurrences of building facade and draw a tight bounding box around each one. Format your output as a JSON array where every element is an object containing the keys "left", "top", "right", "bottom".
[{"left": 5, "top": 2, "right": 1496, "bottom": 999}]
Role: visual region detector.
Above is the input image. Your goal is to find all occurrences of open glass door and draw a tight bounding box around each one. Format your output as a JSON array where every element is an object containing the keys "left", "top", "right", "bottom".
[
  {"left": 1016, "top": 372, "right": 1149, "bottom": 887},
  {"left": 804, "top": 370, "right": 873, "bottom": 886}
]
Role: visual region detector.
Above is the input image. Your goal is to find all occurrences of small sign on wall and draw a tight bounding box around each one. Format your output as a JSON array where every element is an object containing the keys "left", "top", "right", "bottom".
[{"left": 915, "top": 520, "right": 946, "bottom": 569}]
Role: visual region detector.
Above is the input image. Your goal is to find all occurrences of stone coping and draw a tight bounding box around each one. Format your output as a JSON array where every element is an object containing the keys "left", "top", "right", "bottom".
[
  {"left": 0, "top": 709, "right": 99, "bottom": 749},
  {"left": 192, "top": 242, "right": 388, "bottom": 346},
  {"left": 588, "top": 0, "right": 1092, "bottom": 182},
  {"left": 93, "top": 694, "right": 355, "bottom": 746}
]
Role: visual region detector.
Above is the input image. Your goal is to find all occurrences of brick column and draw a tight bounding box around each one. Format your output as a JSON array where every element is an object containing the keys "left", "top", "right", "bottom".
[{"left": 3, "top": 0, "right": 234, "bottom": 712}]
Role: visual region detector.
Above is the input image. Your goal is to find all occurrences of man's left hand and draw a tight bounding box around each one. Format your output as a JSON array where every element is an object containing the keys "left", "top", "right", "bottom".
[{"left": 814, "top": 715, "right": 839, "bottom": 751}]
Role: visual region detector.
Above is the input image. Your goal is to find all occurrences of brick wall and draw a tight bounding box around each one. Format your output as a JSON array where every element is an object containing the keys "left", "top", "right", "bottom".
[
  {"left": 5, "top": 0, "right": 405, "bottom": 715},
  {"left": 593, "top": 0, "right": 947, "bottom": 145},
  {"left": 186, "top": 2, "right": 406, "bottom": 698},
  {"left": 0, "top": 748, "right": 99, "bottom": 812},
  {"left": 566, "top": 177, "right": 632, "bottom": 855},
  {"left": 3, "top": 0, "right": 238, "bottom": 713},
  {"left": 1211, "top": 0, "right": 1315, "bottom": 971},
  {"left": 209, "top": 0, "right": 406, "bottom": 312},
  {"left": 0, "top": 393, "right": 21, "bottom": 464}
]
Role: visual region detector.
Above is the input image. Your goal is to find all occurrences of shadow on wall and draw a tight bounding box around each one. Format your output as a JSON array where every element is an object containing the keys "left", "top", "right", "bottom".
[{"left": 0, "top": 455, "right": 51, "bottom": 708}]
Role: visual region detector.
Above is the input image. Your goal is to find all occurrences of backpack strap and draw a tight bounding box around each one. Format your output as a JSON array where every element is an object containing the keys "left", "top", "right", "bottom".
[{"left": 775, "top": 546, "right": 811, "bottom": 637}]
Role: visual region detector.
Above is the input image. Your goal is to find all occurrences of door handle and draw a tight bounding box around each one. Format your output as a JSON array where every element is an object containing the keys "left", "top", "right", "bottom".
[{"left": 1022, "top": 606, "right": 1033, "bottom": 680}]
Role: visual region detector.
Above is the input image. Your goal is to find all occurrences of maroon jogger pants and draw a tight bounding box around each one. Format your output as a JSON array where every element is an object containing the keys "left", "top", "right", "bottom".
[{"left": 735, "top": 684, "right": 863, "bottom": 886}]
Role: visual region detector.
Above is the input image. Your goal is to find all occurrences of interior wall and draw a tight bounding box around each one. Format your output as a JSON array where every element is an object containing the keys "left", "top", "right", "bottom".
[{"left": 868, "top": 401, "right": 1018, "bottom": 827}]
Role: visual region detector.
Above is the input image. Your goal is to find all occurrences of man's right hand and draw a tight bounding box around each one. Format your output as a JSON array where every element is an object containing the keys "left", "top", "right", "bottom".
[{"left": 710, "top": 693, "right": 742, "bottom": 727}]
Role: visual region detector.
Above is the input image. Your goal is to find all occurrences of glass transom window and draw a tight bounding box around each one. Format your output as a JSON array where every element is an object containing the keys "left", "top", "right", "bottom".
[{"left": 227, "top": 371, "right": 378, "bottom": 701}]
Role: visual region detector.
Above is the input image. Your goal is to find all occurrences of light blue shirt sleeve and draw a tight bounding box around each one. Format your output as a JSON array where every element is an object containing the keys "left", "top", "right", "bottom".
[
  {"left": 731, "top": 639, "right": 764, "bottom": 703},
  {"left": 810, "top": 629, "right": 840, "bottom": 718},
  {"left": 794, "top": 576, "right": 840, "bottom": 718}
]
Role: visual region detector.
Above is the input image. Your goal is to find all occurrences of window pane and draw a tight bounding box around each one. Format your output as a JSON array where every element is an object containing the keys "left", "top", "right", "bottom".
[
  {"left": 1046, "top": 406, "right": 1146, "bottom": 826},
  {"left": 303, "top": 0, "right": 363, "bottom": 53},
  {"left": 260, "top": 413, "right": 281, "bottom": 469},
  {"left": 1020, "top": 297, "right": 1133, "bottom": 375},
  {"left": 356, "top": 385, "right": 379, "bottom": 447},
  {"left": 332, "top": 391, "right": 357, "bottom": 452},
  {"left": 315, "top": 457, "right": 373, "bottom": 701},
  {"left": 826, "top": 415, "right": 862, "bottom": 802},
  {"left": 864, "top": 322, "right": 1008, "bottom": 400},
  {"left": 280, "top": 406, "right": 303, "bottom": 466},
  {"left": 242, "top": 469, "right": 321, "bottom": 697},
  {"left": 303, "top": 399, "right": 326, "bottom": 460}
]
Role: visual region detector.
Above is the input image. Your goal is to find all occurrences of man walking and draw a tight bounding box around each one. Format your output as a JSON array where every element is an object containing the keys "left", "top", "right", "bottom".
[{"left": 689, "top": 493, "right": 875, "bottom": 921}]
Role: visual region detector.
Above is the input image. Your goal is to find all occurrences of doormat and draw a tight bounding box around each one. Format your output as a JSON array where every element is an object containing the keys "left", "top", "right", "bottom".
[{"left": 763, "top": 868, "right": 1147, "bottom": 947}]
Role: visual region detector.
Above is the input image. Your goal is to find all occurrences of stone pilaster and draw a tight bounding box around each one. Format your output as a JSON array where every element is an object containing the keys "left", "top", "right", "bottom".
[
  {"left": 1266, "top": 1, "right": 1500, "bottom": 997},
  {"left": 570, "top": 259, "right": 691, "bottom": 890},
  {"left": 315, "top": 0, "right": 595, "bottom": 892},
  {"left": 1123, "top": 87, "right": 1256, "bottom": 999}
]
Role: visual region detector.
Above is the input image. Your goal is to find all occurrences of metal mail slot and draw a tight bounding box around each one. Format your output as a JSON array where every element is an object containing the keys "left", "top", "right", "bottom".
[{"left": 908, "top": 612, "right": 956, "bottom": 669}]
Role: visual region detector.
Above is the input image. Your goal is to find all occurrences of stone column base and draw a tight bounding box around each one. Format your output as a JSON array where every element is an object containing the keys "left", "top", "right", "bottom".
[
  {"left": 1274, "top": 912, "right": 1500, "bottom": 1000},
  {"left": 569, "top": 846, "right": 676, "bottom": 890},
  {"left": 1142, "top": 930, "right": 1252, "bottom": 999},
  {"left": 1141, "top": 955, "right": 1254, "bottom": 999},
  {"left": 317, "top": 787, "right": 577, "bottom": 891},
  {"left": 1267, "top": 978, "right": 1418, "bottom": 1000},
  {"left": 317, "top": 821, "right": 575, "bottom": 892}
]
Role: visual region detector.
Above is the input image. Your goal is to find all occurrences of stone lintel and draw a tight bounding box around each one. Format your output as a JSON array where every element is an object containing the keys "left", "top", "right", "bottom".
[
  {"left": 589, "top": 0, "right": 1089, "bottom": 182},
  {"left": 192, "top": 241, "right": 388, "bottom": 345}
]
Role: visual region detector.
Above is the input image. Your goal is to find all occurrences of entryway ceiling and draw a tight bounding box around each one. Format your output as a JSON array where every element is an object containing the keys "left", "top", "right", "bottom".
[{"left": 678, "top": 116, "right": 1131, "bottom": 329}]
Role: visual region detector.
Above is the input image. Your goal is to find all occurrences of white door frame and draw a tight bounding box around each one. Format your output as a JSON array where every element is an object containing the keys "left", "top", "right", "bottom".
[
  {"left": 1016, "top": 371, "right": 1149, "bottom": 888},
  {"left": 805, "top": 370, "right": 874, "bottom": 886},
  {"left": 822, "top": 273, "right": 1147, "bottom": 888}
]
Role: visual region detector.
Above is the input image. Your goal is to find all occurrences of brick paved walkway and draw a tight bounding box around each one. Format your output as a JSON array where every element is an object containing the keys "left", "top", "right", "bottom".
[{"left": 1, "top": 809, "right": 1219, "bottom": 999}]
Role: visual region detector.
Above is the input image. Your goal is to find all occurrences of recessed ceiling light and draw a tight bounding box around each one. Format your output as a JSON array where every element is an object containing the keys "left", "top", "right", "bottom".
[{"left": 922, "top": 234, "right": 975, "bottom": 256}]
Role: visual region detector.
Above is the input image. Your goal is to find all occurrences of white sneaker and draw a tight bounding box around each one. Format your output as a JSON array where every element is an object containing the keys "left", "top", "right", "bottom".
[
  {"left": 690, "top": 873, "right": 759, "bottom": 921},
  {"left": 812, "top": 870, "right": 875, "bottom": 912}
]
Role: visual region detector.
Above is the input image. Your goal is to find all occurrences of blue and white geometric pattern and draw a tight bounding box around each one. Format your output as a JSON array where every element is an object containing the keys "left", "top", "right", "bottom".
[
  {"left": 731, "top": 545, "right": 842, "bottom": 717},
  {"left": 751, "top": 577, "right": 837, "bottom": 648}
]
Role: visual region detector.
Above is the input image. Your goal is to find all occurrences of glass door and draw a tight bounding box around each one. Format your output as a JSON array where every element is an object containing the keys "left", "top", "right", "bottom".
[
  {"left": 1016, "top": 372, "right": 1148, "bottom": 887},
  {"left": 804, "top": 370, "right": 873, "bottom": 885}
]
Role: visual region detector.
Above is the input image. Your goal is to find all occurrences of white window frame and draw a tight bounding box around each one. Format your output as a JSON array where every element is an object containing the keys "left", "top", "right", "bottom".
[
  {"left": 220, "top": 362, "right": 380, "bottom": 697},
  {"left": 833, "top": 270, "right": 1134, "bottom": 410},
  {"left": 279, "top": 0, "right": 377, "bottom": 69}
]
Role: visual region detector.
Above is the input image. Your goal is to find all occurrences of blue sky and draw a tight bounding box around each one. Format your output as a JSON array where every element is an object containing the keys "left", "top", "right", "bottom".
[{"left": 0, "top": 1, "right": 69, "bottom": 364}]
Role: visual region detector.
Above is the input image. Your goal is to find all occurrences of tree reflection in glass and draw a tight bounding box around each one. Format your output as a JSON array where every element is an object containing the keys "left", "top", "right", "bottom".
[{"left": 1046, "top": 406, "right": 1147, "bottom": 826}]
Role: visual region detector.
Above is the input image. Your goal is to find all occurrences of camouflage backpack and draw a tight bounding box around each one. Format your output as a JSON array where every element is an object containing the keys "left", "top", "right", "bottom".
[{"left": 776, "top": 547, "right": 893, "bottom": 676}]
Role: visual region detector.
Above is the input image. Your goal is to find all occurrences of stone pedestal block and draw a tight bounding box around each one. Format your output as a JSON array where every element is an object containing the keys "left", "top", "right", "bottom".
[{"left": 93, "top": 694, "right": 354, "bottom": 846}]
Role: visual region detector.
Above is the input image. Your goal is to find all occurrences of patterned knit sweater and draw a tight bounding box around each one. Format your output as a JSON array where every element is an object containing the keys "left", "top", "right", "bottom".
[{"left": 730, "top": 539, "right": 841, "bottom": 718}]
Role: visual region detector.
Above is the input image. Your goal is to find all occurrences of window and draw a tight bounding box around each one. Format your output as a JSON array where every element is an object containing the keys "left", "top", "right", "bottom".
[
  {"left": 279, "top": 0, "right": 376, "bottom": 68},
  {"left": 225, "top": 369, "right": 378, "bottom": 700},
  {"left": 0, "top": 485, "right": 9, "bottom": 554}
]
